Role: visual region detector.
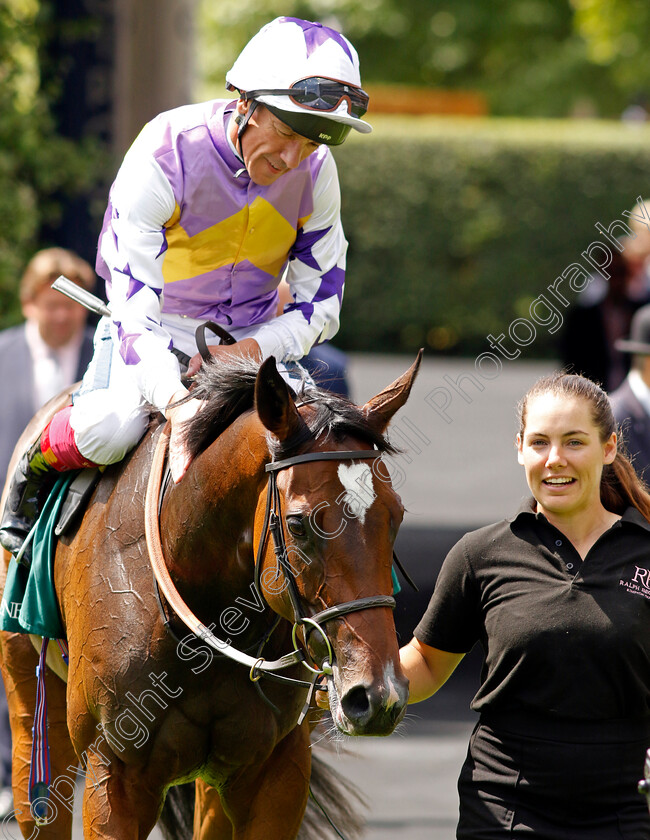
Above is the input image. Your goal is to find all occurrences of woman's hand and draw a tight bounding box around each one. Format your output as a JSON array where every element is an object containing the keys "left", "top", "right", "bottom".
[{"left": 314, "top": 688, "right": 330, "bottom": 711}]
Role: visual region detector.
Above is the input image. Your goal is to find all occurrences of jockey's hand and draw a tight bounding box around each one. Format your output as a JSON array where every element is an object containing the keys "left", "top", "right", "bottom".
[
  {"left": 186, "top": 337, "right": 263, "bottom": 378},
  {"left": 166, "top": 389, "right": 204, "bottom": 483}
]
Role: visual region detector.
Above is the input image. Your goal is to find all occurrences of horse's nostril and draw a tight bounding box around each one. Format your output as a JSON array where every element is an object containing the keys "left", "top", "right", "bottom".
[
  {"left": 340, "top": 685, "right": 371, "bottom": 721},
  {"left": 337, "top": 681, "right": 407, "bottom": 734}
]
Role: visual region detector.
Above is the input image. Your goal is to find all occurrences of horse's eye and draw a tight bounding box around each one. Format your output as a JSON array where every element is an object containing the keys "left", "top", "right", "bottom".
[{"left": 286, "top": 516, "right": 307, "bottom": 537}]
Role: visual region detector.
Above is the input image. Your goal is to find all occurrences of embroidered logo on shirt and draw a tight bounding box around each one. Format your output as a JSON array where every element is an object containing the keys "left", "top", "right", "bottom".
[{"left": 620, "top": 566, "right": 650, "bottom": 599}]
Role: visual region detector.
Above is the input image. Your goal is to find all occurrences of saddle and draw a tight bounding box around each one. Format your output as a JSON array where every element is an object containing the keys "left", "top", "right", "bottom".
[{"left": 54, "top": 467, "right": 102, "bottom": 537}]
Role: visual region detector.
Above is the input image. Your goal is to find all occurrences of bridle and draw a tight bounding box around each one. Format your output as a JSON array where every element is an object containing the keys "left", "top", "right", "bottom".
[
  {"left": 144, "top": 423, "right": 399, "bottom": 715},
  {"left": 256, "top": 449, "right": 397, "bottom": 664}
]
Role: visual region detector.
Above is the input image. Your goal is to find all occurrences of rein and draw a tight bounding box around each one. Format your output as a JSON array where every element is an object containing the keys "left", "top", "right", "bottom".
[{"left": 144, "top": 424, "right": 396, "bottom": 700}]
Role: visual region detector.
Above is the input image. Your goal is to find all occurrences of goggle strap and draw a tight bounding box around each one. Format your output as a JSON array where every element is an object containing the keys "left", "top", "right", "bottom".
[
  {"left": 242, "top": 83, "right": 368, "bottom": 115},
  {"left": 243, "top": 88, "right": 297, "bottom": 99},
  {"left": 236, "top": 100, "right": 258, "bottom": 148}
]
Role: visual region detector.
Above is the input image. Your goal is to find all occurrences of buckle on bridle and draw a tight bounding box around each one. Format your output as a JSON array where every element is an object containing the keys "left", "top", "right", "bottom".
[{"left": 292, "top": 616, "right": 334, "bottom": 676}]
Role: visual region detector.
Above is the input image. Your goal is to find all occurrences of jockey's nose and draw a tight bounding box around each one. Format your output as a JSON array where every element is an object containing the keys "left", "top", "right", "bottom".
[{"left": 279, "top": 140, "right": 304, "bottom": 170}]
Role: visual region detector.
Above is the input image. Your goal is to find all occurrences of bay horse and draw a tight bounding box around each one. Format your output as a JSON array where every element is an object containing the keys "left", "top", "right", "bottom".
[{"left": 0, "top": 351, "right": 421, "bottom": 839}]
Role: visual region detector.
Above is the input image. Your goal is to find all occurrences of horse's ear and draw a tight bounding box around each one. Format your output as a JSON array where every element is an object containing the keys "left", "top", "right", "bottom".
[
  {"left": 362, "top": 349, "right": 423, "bottom": 432},
  {"left": 255, "top": 357, "right": 305, "bottom": 441}
]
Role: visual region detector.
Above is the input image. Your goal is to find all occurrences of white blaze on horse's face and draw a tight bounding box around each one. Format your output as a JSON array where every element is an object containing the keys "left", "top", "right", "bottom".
[{"left": 336, "top": 462, "right": 376, "bottom": 525}]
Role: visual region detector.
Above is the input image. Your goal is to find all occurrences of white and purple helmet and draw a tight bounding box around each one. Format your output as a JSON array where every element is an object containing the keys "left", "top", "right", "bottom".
[{"left": 226, "top": 16, "right": 371, "bottom": 146}]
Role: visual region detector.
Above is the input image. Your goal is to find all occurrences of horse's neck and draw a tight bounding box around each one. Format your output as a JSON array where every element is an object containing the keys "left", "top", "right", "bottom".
[{"left": 160, "top": 414, "right": 267, "bottom": 596}]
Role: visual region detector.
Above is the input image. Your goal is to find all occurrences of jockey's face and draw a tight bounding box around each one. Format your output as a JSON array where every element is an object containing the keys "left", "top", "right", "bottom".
[
  {"left": 22, "top": 283, "right": 88, "bottom": 349},
  {"left": 231, "top": 101, "right": 321, "bottom": 186}
]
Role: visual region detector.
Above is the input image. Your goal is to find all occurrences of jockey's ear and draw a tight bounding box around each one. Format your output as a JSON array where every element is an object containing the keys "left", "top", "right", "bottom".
[
  {"left": 362, "top": 349, "right": 423, "bottom": 433},
  {"left": 255, "top": 357, "right": 307, "bottom": 442}
]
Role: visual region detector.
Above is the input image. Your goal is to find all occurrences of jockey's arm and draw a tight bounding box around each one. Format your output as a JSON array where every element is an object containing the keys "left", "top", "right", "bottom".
[{"left": 245, "top": 152, "right": 347, "bottom": 363}]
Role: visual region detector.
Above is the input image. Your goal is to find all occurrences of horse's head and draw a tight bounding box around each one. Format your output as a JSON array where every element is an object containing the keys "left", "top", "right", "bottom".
[{"left": 252, "top": 353, "right": 421, "bottom": 736}]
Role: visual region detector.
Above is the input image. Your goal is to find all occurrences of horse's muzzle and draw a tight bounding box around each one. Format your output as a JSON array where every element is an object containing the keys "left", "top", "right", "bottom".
[{"left": 335, "top": 676, "right": 408, "bottom": 736}]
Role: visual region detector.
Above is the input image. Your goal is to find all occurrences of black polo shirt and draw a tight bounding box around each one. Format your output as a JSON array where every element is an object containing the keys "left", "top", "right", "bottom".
[{"left": 415, "top": 500, "right": 650, "bottom": 721}]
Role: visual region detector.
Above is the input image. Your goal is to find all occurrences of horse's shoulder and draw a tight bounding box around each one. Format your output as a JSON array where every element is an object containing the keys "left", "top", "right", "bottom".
[{"left": 133, "top": 412, "right": 167, "bottom": 463}]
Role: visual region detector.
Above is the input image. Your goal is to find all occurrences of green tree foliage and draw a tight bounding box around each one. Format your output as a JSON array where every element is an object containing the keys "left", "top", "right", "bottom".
[
  {"left": 0, "top": 0, "right": 104, "bottom": 328},
  {"left": 572, "top": 0, "right": 650, "bottom": 105},
  {"left": 198, "top": 0, "right": 648, "bottom": 118}
]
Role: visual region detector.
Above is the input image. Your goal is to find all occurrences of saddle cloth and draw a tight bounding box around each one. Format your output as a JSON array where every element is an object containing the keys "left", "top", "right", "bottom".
[{"left": 0, "top": 474, "right": 74, "bottom": 639}]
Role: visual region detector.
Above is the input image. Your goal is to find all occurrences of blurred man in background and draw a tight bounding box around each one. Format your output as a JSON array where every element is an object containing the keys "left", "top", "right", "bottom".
[
  {"left": 559, "top": 248, "right": 648, "bottom": 390},
  {"left": 559, "top": 199, "right": 650, "bottom": 391},
  {"left": 0, "top": 247, "right": 96, "bottom": 480}
]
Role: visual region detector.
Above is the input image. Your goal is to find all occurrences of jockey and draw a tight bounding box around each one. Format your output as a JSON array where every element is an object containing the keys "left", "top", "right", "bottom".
[{"left": 0, "top": 16, "right": 371, "bottom": 564}]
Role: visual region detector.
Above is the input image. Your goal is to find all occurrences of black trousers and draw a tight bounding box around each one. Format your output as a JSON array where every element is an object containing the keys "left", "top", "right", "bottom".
[{"left": 457, "top": 713, "right": 650, "bottom": 839}]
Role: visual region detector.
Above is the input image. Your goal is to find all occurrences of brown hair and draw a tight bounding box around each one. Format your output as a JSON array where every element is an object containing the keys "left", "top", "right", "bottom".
[
  {"left": 20, "top": 248, "right": 95, "bottom": 304},
  {"left": 518, "top": 372, "right": 650, "bottom": 521}
]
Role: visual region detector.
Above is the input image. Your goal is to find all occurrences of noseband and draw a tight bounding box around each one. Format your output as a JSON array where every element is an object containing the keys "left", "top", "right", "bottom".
[{"left": 144, "top": 425, "right": 397, "bottom": 708}]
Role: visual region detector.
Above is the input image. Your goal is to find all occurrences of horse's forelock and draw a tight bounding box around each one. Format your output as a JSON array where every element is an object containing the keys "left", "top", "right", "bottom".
[{"left": 180, "top": 356, "right": 396, "bottom": 459}]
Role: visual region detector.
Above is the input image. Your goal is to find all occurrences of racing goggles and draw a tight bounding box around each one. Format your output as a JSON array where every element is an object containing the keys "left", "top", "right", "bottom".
[{"left": 243, "top": 77, "right": 369, "bottom": 119}]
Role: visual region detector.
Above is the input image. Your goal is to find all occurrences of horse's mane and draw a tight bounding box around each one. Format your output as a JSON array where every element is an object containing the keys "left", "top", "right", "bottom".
[{"left": 179, "top": 355, "right": 397, "bottom": 459}]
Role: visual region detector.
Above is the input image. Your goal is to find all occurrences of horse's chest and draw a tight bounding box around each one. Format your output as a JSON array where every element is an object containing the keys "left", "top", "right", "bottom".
[
  {"left": 173, "top": 663, "right": 303, "bottom": 771},
  {"left": 200, "top": 699, "right": 298, "bottom": 782}
]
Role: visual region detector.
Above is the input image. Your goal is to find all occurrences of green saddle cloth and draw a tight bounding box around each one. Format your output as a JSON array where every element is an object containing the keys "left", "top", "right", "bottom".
[{"left": 0, "top": 473, "right": 75, "bottom": 639}]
